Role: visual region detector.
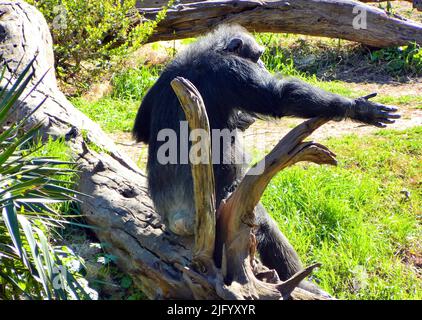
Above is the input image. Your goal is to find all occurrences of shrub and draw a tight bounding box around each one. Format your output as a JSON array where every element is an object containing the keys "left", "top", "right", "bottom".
[{"left": 27, "top": 0, "right": 172, "bottom": 91}]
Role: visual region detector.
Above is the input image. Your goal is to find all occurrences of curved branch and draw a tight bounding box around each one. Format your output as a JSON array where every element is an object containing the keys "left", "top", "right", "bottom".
[
  {"left": 170, "top": 77, "right": 216, "bottom": 273},
  {"left": 216, "top": 117, "right": 337, "bottom": 299}
]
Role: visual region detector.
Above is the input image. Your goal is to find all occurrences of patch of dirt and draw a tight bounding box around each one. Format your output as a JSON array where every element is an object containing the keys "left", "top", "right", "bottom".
[
  {"left": 81, "top": 82, "right": 113, "bottom": 102},
  {"left": 347, "top": 81, "right": 422, "bottom": 97},
  {"left": 403, "top": 251, "right": 422, "bottom": 271},
  {"left": 286, "top": 39, "right": 421, "bottom": 84},
  {"left": 112, "top": 131, "right": 148, "bottom": 169},
  {"left": 121, "top": 41, "right": 184, "bottom": 69},
  {"left": 391, "top": 1, "right": 422, "bottom": 23},
  {"left": 275, "top": 2, "right": 422, "bottom": 84}
]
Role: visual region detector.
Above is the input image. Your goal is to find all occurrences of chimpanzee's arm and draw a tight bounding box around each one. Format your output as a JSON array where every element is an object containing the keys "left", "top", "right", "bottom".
[{"left": 216, "top": 58, "right": 399, "bottom": 127}]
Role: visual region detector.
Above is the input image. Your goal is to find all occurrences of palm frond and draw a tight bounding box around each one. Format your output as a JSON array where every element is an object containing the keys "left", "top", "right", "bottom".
[{"left": 0, "top": 59, "right": 91, "bottom": 300}]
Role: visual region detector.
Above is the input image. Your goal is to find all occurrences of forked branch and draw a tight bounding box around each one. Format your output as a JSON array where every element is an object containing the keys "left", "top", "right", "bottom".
[
  {"left": 217, "top": 117, "right": 337, "bottom": 243},
  {"left": 172, "top": 77, "right": 336, "bottom": 299},
  {"left": 215, "top": 117, "right": 337, "bottom": 300}
]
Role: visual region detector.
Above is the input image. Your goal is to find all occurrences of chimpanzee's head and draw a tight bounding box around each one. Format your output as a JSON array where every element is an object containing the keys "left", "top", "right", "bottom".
[
  {"left": 205, "top": 24, "right": 266, "bottom": 67},
  {"left": 222, "top": 32, "right": 264, "bottom": 64}
]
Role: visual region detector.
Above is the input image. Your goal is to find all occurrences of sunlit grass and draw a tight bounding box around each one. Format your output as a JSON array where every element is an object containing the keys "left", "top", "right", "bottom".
[
  {"left": 261, "top": 127, "right": 422, "bottom": 299},
  {"left": 71, "top": 98, "right": 139, "bottom": 133}
]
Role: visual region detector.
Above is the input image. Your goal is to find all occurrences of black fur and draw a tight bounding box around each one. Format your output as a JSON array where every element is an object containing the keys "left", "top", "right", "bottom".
[{"left": 133, "top": 24, "right": 399, "bottom": 289}]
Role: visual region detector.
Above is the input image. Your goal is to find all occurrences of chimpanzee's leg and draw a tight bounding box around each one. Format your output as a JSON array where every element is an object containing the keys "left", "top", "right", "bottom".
[
  {"left": 255, "top": 203, "right": 302, "bottom": 278},
  {"left": 255, "top": 203, "right": 331, "bottom": 297}
]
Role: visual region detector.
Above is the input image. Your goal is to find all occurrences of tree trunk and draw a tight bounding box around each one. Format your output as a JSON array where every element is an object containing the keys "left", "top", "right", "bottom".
[
  {"left": 137, "top": 0, "right": 422, "bottom": 47},
  {"left": 1, "top": 1, "right": 339, "bottom": 299},
  {"left": 138, "top": 0, "right": 419, "bottom": 8}
]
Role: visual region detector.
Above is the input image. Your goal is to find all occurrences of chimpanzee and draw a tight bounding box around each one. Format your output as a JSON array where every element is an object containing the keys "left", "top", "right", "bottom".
[{"left": 133, "top": 24, "right": 399, "bottom": 292}]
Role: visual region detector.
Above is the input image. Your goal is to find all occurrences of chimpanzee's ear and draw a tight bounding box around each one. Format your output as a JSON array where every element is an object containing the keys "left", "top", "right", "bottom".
[{"left": 225, "top": 38, "right": 243, "bottom": 52}]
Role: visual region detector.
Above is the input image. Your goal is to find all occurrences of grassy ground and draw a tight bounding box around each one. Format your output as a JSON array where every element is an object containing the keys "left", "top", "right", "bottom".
[
  {"left": 63, "top": 3, "right": 422, "bottom": 298},
  {"left": 262, "top": 127, "right": 421, "bottom": 299}
]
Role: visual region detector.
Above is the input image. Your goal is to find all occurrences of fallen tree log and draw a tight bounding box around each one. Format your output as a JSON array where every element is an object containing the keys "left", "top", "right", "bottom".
[
  {"left": 1, "top": 1, "right": 340, "bottom": 299},
  {"left": 137, "top": 0, "right": 422, "bottom": 47},
  {"left": 138, "top": 0, "right": 419, "bottom": 8}
]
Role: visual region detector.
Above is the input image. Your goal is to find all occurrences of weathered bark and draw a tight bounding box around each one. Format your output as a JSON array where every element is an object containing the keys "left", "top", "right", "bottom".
[
  {"left": 137, "top": 0, "right": 422, "bottom": 47},
  {"left": 214, "top": 116, "right": 337, "bottom": 300},
  {"left": 170, "top": 77, "right": 216, "bottom": 273},
  {"left": 1, "top": 1, "right": 192, "bottom": 299},
  {"left": 137, "top": 0, "right": 198, "bottom": 7},
  {"left": 1, "top": 1, "right": 337, "bottom": 299},
  {"left": 138, "top": 0, "right": 419, "bottom": 8}
]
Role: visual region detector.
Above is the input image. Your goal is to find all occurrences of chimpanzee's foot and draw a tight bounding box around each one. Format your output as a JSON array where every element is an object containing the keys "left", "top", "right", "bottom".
[
  {"left": 167, "top": 211, "right": 194, "bottom": 236},
  {"left": 298, "top": 280, "right": 332, "bottom": 298}
]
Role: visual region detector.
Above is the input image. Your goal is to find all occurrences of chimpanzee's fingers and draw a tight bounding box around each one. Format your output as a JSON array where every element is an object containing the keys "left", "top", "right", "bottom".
[
  {"left": 379, "top": 105, "right": 398, "bottom": 113},
  {"left": 378, "top": 118, "right": 395, "bottom": 124},
  {"left": 373, "top": 121, "right": 387, "bottom": 128},
  {"left": 385, "top": 113, "right": 401, "bottom": 119},
  {"left": 362, "top": 92, "right": 377, "bottom": 100},
  {"left": 375, "top": 110, "right": 401, "bottom": 119}
]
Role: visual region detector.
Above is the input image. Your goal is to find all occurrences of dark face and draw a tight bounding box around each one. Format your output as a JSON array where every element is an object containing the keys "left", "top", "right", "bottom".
[{"left": 224, "top": 34, "right": 266, "bottom": 68}]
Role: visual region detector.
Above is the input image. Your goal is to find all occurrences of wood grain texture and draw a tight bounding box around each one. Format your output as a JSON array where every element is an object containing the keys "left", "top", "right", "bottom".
[
  {"left": 137, "top": 0, "right": 422, "bottom": 47},
  {"left": 170, "top": 77, "right": 216, "bottom": 273}
]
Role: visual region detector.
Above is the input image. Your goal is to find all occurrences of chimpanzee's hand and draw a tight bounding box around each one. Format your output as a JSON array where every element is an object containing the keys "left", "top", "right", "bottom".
[{"left": 350, "top": 93, "right": 400, "bottom": 128}]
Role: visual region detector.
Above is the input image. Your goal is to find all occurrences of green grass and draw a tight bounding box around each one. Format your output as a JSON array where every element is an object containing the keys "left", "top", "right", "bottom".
[
  {"left": 72, "top": 97, "right": 140, "bottom": 133},
  {"left": 376, "top": 95, "right": 422, "bottom": 108},
  {"left": 32, "top": 136, "right": 73, "bottom": 162},
  {"left": 111, "top": 65, "right": 161, "bottom": 101},
  {"left": 29, "top": 137, "right": 78, "bottom": 218},
  {"left": 369, "top": 44, "right": 422, "bottom": 76},
  {"left": 261, "top": 127, "right": 422, "bottom": 299}
]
